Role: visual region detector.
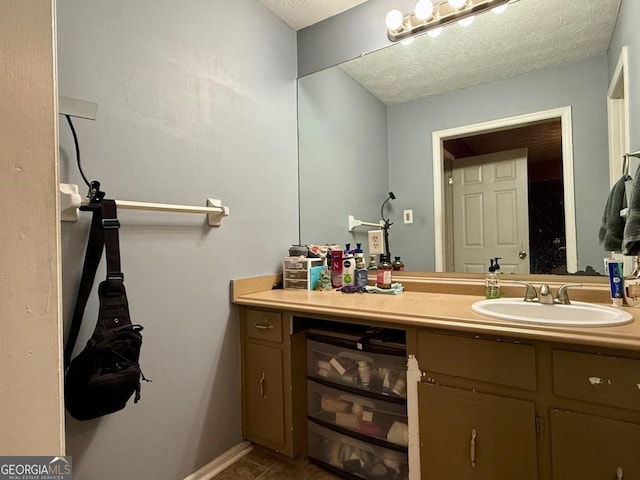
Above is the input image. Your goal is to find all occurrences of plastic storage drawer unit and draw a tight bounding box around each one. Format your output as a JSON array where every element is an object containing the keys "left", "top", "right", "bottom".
[
  {"left": 283, "top": 256, "right": 324, "bottom": 290},
  {"left": 308, "top": 380, "right": 408, "bottom": 448},
  {"left": 308, "top": 421, "right": 408, "bottom": 480},
  {"left": 307, "top": 339, "right": 407, "bottom": 399}
]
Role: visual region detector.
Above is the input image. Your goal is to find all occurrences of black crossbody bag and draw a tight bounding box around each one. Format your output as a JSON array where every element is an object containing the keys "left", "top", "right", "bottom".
[{"left": 64, "top": 198, "right": 147, "bottom": 421}]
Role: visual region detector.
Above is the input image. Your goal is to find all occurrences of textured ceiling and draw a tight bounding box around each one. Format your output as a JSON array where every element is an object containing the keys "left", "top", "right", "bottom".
[
  {"left": 256, "top": 0, "right": 367, "bottom": 30},
  {"left": 340, "top": 0, "right": 622, "bottom": 105}
]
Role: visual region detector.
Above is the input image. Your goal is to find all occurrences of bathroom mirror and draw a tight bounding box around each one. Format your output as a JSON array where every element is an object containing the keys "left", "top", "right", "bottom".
[{"left": 298, "top": 0, "right": 632, "bottom": 279}]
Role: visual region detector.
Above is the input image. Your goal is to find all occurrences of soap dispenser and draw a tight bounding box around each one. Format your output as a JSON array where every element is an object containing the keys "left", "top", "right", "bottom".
[{"left": 485, "top": 259, "right": 500, "bottom": 299}]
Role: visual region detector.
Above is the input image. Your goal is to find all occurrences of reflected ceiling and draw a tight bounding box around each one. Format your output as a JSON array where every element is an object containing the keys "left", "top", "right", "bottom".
[{"left": 341, "top": 0, "right": 621, "bottom": 105}]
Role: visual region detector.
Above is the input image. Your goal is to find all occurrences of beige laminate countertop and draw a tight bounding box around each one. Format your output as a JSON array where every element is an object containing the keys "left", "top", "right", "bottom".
[{"left": 233, "top": 282, "right": 640, "bottom": 351}]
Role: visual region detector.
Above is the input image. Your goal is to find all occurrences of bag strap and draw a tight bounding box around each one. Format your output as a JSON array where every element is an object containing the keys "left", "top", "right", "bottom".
[
  {"left": 64, "top": 203, "right": 105, "bottom": 368},
  {"left": 100, "top": 199, "right": 124, "bottom": 294},
  {"left": 64, "top": 199, "right": 126, "bottom": 368}
]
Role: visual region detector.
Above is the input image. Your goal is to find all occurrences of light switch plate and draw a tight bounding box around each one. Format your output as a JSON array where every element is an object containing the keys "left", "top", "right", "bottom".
[
  {"left": 368, "top": 230, "right": 385, "bottom": 255},
  {"left": 403, "top": 209, "right": 414, "bottom": 224}
]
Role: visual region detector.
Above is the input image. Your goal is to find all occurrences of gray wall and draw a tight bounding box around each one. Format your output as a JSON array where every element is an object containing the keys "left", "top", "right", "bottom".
[
  {"left": 57, "top": 1, "right": 297, "bottom": 479},
  {"left": 298, "top": 67, "right": 388, "bottom": 247},
  {"left": 388, "top": 56, "right": 610, "bottom": 272},
  {"left": 608, "top": 0, "right": 640, "bottom": 151},
  {"left": 298, "top": 0, "right": 416, "bottom": 76}
]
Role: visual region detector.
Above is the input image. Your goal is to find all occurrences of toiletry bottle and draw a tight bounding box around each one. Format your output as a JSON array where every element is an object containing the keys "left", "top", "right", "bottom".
[
  {"left": 355, "top": 252, "right": 368, "bottom": 288},
  {"left": 377, "top": 255, "right": 393, "bottom": 289},
  {"left": 607, "top": 252, "right": 624, "bottom": 306},
  {"left": 485, "top": 259, "right": 500, "bottom": 299},
  {"left": 368, "top": 254, "right": 378, "bottom": 271},
  {"left": 342, "top": 244, "right": 355, "bottom": 286},
  {"left": 392, "top": 256, "right": 405, "bottom": 271},
  {"left": 330, "top": 248, "right": 343, "bottom": 288},
  {"left": 624, "top": 256, "right": 640, "bottom": 307}
]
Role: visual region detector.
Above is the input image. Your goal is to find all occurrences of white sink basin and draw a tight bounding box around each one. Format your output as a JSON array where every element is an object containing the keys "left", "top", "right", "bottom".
[{"left": 471, "top": 298, "right": 633, "bottom": 327}]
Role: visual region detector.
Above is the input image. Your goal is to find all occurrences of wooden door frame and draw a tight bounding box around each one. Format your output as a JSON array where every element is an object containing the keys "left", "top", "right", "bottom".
[
  {"left": 607, "top": 45, "right": 630, "bottom": 187},
  {"left": 432, "top": 106, "right": 577, "bottom": 273}
]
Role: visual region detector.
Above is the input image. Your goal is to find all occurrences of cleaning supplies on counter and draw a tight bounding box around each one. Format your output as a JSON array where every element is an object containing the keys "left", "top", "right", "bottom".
[
  {"left": 342, "top": 244, "right": 355, "bottom": 286},
  {"left": 485, "top": 258, "right": 501, "bottom": 299},
  {"left": 331, "top": 248, "right": 343, "bottom": 288},
  {"left": 606, "top": 252, "right": 624, "bottom": 306},
  {"left": 624, "top": 256, "right": 640, "bottom": 307},
  {"left": 368, "top": 255, "right": 378, "bottom": 271},
  {"left": 376, "top": 256, "right": 393, "bottom": 289},
  {"left": 392, "top": 256, "right": 404, "bottom": 271},
  {"left": 354, "top": 244, "right": 368, "bottom": 288}
]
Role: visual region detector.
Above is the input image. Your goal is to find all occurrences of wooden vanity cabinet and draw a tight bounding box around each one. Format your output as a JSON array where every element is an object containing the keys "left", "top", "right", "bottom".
[
  {"left": 418, "top": 382, "right": 538, "bottom": 479},
  {"left": 416, "top": 330, "right": 539, "bottom": 479},
  {"left": 550, "top": 409, "right": 640, "bottom": 479},
  {"left": 415, "top": 329, "right": 640, "bottom": 480},
  {"left": 236, "top": 296, "right": 640, "bottom": 479},
  {"left": 550, "top": 349, "right": 640, "bottom": 479},
  {"left": 240, "top": 308, "right": 306, "bottom": 457}
]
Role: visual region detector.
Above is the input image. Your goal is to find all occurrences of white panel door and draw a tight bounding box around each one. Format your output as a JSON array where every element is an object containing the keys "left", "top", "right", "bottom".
[{"left": 452, "top": 149, "right": 530, "bottom": 274}]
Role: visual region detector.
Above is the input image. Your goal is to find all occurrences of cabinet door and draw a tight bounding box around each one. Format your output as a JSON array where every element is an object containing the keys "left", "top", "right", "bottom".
[
  {"left": 551, "top": 409, "right": 640, "bottom": 479},
  {"left": 418, "top": 383, "right": 538, "bottom": 480},
  {"left": 244, "top": 343, "right": 285, "bottom": 446}
]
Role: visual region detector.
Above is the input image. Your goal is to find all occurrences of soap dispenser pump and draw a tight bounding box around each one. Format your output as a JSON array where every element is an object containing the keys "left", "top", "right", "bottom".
[{"left": 485, "top": 259, "right": 500, "bottom": 299}]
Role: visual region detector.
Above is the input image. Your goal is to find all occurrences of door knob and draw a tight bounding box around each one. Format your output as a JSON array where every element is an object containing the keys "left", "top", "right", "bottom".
[{"left": 519, "top": 250, "right": 527, "bottom": 259}]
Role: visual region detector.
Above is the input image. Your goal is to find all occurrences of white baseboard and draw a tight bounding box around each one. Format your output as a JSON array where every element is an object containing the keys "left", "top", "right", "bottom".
[{"left": 183, "top": 441, "right": 253, "bottom": 480}]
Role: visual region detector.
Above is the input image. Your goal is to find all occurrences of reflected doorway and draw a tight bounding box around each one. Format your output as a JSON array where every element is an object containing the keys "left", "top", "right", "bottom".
[{"left": 433, "top": 107, "right": 577, "bottom": 274}]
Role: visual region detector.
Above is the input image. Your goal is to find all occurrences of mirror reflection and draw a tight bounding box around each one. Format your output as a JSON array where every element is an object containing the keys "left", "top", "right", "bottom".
[{"left": 299, "top": 0, "right": 634, "bottom": 278}]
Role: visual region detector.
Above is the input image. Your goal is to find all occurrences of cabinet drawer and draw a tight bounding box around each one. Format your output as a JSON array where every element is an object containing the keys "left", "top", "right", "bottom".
[
  {"left": 553, "top": 349, "right": 640, "bottom": 411},
  {"left": 418, "top": 331, "right": 536, "bottom": 391},
  {"left": 308, "top": 421, "right": 408, "bottom": 480},
  {"left": 307, "top": 339, "right": 407, "bottom": 399},
  {"left": 245, "top": 309, "right": 283, "bottom": 343},
  {"left": 307, "top": 380, "right": 408, "bottom": 448}
]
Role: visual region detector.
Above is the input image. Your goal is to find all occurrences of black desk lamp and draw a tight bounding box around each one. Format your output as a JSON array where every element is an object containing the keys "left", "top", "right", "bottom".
[{"left": 380, "top": 191, "right": 396, "bottom": 260}]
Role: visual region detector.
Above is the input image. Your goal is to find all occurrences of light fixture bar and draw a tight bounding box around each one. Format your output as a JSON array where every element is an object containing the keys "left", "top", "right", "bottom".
[{"left": 387, "top": 0, "right": 511, "bottom": 42}]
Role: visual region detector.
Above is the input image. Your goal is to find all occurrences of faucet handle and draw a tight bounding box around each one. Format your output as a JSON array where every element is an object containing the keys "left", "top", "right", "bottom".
[
  {"left": 555, "top": 283, "right": 582, "bottom": 305},
  {"left": 513, "top": 281, "right": 538, "bottom": 302}
]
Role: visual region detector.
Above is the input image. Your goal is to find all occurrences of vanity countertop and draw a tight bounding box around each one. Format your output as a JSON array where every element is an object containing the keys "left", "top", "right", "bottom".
[{"left": 233, "top": 277, "right": 640, "bottom": 351}]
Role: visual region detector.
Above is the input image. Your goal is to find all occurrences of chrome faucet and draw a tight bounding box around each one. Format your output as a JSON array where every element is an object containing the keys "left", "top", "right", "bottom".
[
  {"left": 539, "top": 284, "right": 554, "bottom": 304},
  {"left": 513, "top": 281, "right": 538, "bottom": 302},
  {"left": 513, "top": 282, "right": 582, "bottom": 305},
  {"left": 555, "top": 283, "right": 582, "bottom": 304}
]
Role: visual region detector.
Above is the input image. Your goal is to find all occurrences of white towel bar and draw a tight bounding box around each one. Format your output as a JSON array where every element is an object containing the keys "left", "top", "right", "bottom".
[
  {"left": 59, "top": 183, "right": 229, "bottom": 227},
  {"left": 347, "top": 214, "right": 383, "bottom": 232}
]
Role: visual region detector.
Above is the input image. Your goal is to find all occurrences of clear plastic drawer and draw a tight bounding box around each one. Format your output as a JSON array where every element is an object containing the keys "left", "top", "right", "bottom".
[
  {"left": 308, "top": 421, "right": 408, "bottom": 480},
  {"left": 307, "top": 380, "right": 408, "bottom": 448},
  {"left": 307, "top": 339, "right": 407, "bottom": 399}
]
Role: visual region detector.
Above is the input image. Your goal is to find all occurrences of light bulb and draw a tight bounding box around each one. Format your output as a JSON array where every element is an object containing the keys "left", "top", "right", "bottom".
[
  {"left": 401, "top": 37, "right": 415, "bottom": 45},
  {"left": 458, "top": 15, "right": 475, "bottom": 27},
  {"left": 415, "top": 0, "right": 434, "bottom": 20},
  {"left": 492, "top": 4, "right": 508, "bottom": 14},
  {"left": 427, "top": 27, "right": 443, "bottom": 37},
  {"left": 448, "top": 0, "right": 466, "bottom": 9},
  {"left": 386, "top": 9, "right": 404, "bottom": 30}
]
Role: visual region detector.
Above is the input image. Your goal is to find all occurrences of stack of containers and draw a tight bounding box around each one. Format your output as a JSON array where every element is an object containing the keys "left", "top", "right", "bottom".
[{"left": 306, "top": 323, "right": 409, "bottom": 479}]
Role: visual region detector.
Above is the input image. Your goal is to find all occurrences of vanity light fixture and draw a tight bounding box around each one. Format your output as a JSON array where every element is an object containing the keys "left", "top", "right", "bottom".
[{"left": 386, "top": 0, "right": 513, "bottom": 43}]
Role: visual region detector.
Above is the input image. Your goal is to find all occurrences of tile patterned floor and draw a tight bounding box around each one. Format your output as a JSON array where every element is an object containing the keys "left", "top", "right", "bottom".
[{"left": 213, "top": 446, "right": 341, "bottom": 480}]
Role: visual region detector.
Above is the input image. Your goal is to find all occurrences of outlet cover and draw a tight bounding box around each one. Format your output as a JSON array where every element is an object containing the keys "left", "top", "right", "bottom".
[{"left": 368, "top": 230, "right": 385, "bottom": 255}]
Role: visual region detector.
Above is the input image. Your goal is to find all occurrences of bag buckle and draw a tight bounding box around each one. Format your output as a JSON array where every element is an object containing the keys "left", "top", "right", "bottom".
[
  {"left": 102, "top": 219, "right": 121, "bottom": 229},
  {"left": 107, "top": 273, "right": 125, "bottom": 292}
]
